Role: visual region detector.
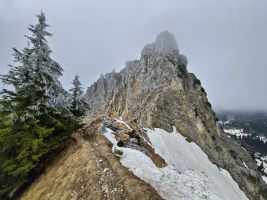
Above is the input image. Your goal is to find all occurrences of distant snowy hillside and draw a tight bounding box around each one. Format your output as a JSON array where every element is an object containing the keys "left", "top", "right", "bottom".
[
  {"left": 223, "top": 128, "right": 251, "bottom": 138},
  {"left": 218, "top": 111, "right": 267, "bottom": 185}
]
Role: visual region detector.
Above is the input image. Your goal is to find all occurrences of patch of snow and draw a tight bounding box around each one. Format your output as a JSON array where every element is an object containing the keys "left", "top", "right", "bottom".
[
  {"left": 146, "top": 127, "right": 248, "bottom": 200},
  {"left": 256, "top": 136, "right": 267, "bottom": 143},
  {"left": 264, "top": 164, "right": 267, "bottom": 174},
  {"left": 242, "top": 161, "right": 249, "bottom": 169},
  {"left": 263, "top": 176, "right": 267, "bottom": 184},
  {"left": 255, "top": 156, "right": 267, "bottom": 174},
  {"left": 102, "top": 126, "right": 248, "bottom": 200},
  {"left": 254, "top": 154, "right": 267, "bottom": 182},
  {"left": 103, "top": 127, "right": 117, "bottom": 144},
  {"left": 255, "top": 152, "right": 260, "bottom": 157},
  {"left": 218, "top": 120, "right": 231, "bottom": 125},
  {"left": 256, "top": 158, "right": 262, "bottom": 166},
  {"left": 223, "top": 128, "right": 251, "bottom": 138},
  {"left": 102, "top": 127, "right": 220, "bottom": 199},
  {"left": 115, "top": 118, "right": 132, "bottom": 130},
  {"left": 120, "top": 148, "right": 221, "bottom": 200}
]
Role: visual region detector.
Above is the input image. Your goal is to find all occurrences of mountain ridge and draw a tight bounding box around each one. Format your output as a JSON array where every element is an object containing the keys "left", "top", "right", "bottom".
[
  {"left": 20, "top": 31, "right": 266, "bottom": 200},
  {"left": 84, "top": 31, "right": 266, "bottom": 199}
]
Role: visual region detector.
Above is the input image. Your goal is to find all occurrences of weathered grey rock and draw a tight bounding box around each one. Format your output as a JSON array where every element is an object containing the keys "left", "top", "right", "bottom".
[
  {"left": 84, "top": 31, "right": 266, "bottom": 200},
  {"left": 141, "top": 31, "right": 179, "bottom": 57},
  {"left": 155, "top": 31, "right": 179, "bottom": 56},
  {"left": 130, "top": 138, "right": 138, "bottom": 144},
  {"left": 141, "top": 31, "right": 187, "bottom": 66}
]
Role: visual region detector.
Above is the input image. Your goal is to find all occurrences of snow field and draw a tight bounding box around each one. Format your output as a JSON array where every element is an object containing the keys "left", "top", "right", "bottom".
[
  {"left": 102, "top": 121, "right": 248, "bottom": 200},
  {"left": 146, "top": 127, "right": 248, "bottom": 200}
]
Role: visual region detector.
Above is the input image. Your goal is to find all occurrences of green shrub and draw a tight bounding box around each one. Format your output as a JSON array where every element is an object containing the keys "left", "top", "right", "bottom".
[
  {"left": 194, "top": 78, "right": 201, "bottom": 86},
  {"left": 113, "top": 148, "right": 123, "bottom": 156},
  {"left": 117, "top": 140, "right": 125, "bottom": 147},
  {"left": 206, "top": 101, "right": 212, "bottom": 108},
  {"left": 201, "top": 87, "right": 207, "bottom": 96},
  {"left": 178, "top": 64, "right": 187, "bottom": 75}
]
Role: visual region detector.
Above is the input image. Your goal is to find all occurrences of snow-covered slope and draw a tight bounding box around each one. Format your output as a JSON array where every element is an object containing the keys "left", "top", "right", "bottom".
[
  {"left": 103, "top": 123, "right": 248, "bottom": 200},
  {"left": 147, "top": 128, "right": 248, "bottom": 200}
]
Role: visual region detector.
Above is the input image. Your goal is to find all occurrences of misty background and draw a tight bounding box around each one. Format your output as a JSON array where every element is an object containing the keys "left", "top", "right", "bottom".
[{"left": 1, "top": 0, "right": 267, "bottom": 111}]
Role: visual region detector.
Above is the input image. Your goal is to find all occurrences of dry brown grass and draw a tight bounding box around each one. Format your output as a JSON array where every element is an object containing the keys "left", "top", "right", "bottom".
[
  {"left": 20, "top": 134, "right": 103, "bottom": 200},
  {"left": 19, "top": 120, "right": 162, "bottom": 200},
  {"left": 115, "top": 133, "right": 130, "bottom": 142}
]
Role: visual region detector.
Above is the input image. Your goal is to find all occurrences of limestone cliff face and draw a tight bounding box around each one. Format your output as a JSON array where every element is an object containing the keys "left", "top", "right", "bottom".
[{"left": 84, "top": 31, "right": 266, "bottom": 200}]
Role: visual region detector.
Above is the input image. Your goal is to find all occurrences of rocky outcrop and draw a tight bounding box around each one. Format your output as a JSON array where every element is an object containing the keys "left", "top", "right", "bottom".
[{"left": 84, "top": 31, "right": 266, "bottom": 200}]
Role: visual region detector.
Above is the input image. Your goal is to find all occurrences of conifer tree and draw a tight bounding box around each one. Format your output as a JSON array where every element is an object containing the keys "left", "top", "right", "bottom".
[
  {"left": 1, "top": 12, "right": 68, "bottom": 114},
  {"left": 69, "top": 75, "right": 88, "bottom": 117},
  {"left": 0, "top": 12, "right": 78, "bottom": 198}
]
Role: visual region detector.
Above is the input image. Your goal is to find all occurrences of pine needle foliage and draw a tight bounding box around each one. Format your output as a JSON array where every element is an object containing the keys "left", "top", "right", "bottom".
[
  {"left": 0, "top": 12, "right": 80, "bottom": 198},
  {"left": 69, "top": 75, "right": 88, "bottom": 117}
]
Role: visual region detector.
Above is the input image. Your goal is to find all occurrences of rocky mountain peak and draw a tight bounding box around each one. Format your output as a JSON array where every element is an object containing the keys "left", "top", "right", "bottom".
[
  {"left": 141, "top": 31, "right": 187, "bottom": 66},
  {"left": 83, "top": 31, "right": 266, "bottom": 200},
  {"left": 155, "top": 31, "right": 179, "bottom": 55},
  {"left": 19, "top": 31, "right": 267, "bottom": 200}
]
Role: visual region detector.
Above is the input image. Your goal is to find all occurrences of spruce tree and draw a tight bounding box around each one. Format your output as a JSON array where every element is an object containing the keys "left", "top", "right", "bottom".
[
  {"left": 0, "top": 12, "right": 78, "bottom": 198},
  {"left": 69, "top": 75, "right": 88, "bottom": 117},
  {"left": 1, "top": 12, "right": 67, "bottom": 116}
]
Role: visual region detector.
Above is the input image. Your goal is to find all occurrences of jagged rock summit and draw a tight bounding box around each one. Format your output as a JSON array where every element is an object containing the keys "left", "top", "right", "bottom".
[
  {"left": 155, "top": 31, "right": 179, "bottom": 54},
  {"left": 142, "top": 31, "right": 179, "bottom": 56},
  {"left": 141, "top": 31, "right": 187, "bottom": 65}
]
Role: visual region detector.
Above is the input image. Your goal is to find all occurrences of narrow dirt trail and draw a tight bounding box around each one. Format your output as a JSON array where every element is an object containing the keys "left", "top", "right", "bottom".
[
  {"left": 19, "top": 120, "right": 162, "bottom": 200},
  {"left": 90, "top": 141, "right": 128, "bottom": 200}
]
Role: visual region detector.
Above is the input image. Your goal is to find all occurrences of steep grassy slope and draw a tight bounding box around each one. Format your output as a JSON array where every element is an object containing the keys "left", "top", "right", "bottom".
[{"left": 19, "top": 120, "right": 162, "bottom": 200}]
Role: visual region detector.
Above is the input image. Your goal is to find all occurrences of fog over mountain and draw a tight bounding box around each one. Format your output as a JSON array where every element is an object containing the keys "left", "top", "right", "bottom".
[{"left": 1, "top": 0, "right": 267, "bottom": 111}]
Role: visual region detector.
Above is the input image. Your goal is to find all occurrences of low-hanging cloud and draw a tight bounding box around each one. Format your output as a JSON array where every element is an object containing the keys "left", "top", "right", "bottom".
[{"left": 1, "top": 0, "right": 267, "bottom": 111}]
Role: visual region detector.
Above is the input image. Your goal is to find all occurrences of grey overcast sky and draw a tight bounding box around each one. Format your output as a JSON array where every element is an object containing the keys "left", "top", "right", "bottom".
[{"left": 1, "top": 0, "right": 267, "bottom": 111}]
